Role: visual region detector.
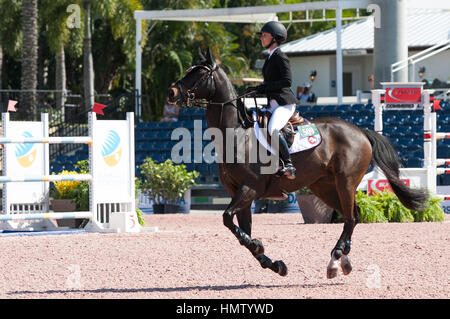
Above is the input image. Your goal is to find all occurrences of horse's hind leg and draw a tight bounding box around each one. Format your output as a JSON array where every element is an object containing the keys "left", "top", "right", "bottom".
[
  {"left": 329, "top": 176, "right": 360, "bottom": 278},
  {"left": 338, "top": 202, "right": 361, "bottom": 275},
  {"left": 309, "top": 182, "right": 346, "bottom": 279},
  {"left": 222, "top": 185, "right": 287, "bottom": 276}
]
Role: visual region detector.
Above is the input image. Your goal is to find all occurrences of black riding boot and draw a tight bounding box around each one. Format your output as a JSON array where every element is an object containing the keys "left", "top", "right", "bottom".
[{"left": 277, "top": 133, "right": 296, "bottom": 179}]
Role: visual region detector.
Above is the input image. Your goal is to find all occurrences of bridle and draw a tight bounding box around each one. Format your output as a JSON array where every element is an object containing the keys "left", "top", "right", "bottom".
[
  {"left": 173, "top": 64, "right": 218, "bottom": 108},
  {"left": 173, "top": 63, "right": 258, "bottom": 126}
]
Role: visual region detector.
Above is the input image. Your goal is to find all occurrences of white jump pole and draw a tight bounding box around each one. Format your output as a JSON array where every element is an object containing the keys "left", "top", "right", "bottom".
[
  {"left": 0, "top": 174, "right": 92, "bottom": 183},
  {"left": 370, "top": 89, "right": 387, "bottom": 180},
  {"left": 422, "top": 90, "right": 436, "bottom": 194},
  {"left": 0, "top": 212, "right": 92, "bottom": 221},
  {"left": 430, "top": 108, "right": 450, "bottom": 200},
  {"left": 0, "top": 112, "right": 139, "bottom": 233},
  {"left": 0, "top": 137, "right": 92, "bottom": 144},
  {"left": 372, "top": 89, "right": 385, "bottom": 134}
]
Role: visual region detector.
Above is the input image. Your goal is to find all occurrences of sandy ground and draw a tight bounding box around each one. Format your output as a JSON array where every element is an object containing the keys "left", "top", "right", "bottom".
[{"left": 0, "top": 213, "right": 448, "bottom": 299}]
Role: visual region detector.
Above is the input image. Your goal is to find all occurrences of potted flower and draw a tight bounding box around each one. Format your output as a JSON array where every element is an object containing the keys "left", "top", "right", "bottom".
[
  {"left": 139, "top": 158, "right": 199, "bottom": 214},
  {"left": 295, "top": 187, "right": 334, "bottom": 223},
  {"left": 51, "top": 170, "right": 86, "bottom": 228}
]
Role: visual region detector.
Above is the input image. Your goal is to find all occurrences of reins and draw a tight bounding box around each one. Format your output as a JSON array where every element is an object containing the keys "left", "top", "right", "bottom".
[{"left": 195, "top": 93, "right": 259, "bottom": 128}]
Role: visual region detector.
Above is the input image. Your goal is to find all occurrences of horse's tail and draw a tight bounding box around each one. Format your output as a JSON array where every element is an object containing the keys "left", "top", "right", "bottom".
[{"left": 362, "top": 129, "right": 429, "bottom": 211}]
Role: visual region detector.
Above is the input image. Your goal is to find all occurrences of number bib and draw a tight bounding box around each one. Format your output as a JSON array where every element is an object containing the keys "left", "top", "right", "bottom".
[{"left": 298, "top": 124, "right": 319, "bottom": 138}]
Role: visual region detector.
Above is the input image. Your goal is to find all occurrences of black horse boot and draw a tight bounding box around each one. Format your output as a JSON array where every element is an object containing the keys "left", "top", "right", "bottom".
[{"left": 277, "top": 133, "right": 296, "bottom": 179}]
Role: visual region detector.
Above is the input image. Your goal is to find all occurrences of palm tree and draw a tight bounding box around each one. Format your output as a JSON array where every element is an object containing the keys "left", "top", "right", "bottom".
[
  {"left": 83, "top": 0, "right": 95, "bottom": 109},
  {"left": 21, "top": 0, "right": 38, "bottom": 120},
  {"left": 40, "top": 0, "right": 84, "bottom": 112},
  {"left": 82, "top": 0, "right": 143, "bottom": 109},
  {"left": 0, "top": 0, "right": 22, "bottom": 92},
  {"left": 138, "top": 0, "right": 256, "bottom": 120}
]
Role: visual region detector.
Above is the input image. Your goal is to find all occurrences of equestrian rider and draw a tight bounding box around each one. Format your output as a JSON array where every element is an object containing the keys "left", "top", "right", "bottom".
[{"left": 246, "top": 21, "right": 298, "bottom": 179}]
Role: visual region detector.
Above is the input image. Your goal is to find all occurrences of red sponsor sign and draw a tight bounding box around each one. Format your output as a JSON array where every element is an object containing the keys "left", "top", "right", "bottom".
[
  {"left": 368, "top": 179, "right": 410, "bottom": 195},
  {"left": 385, "top": 88, "right": 421, "bottom": 104}
]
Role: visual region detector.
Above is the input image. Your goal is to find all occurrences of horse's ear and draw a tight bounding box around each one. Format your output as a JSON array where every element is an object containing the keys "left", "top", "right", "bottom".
[
  {"left": 206, "top": 47, "right": 217, "bottom": 69},
  {"left": 198, "top": 47, "right": 206, "bottom": 63}
]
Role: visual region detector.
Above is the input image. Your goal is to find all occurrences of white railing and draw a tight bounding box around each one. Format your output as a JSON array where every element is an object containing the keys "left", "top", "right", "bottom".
[{"left": 391, "top": 39, "right": 450, "bottom": 82}]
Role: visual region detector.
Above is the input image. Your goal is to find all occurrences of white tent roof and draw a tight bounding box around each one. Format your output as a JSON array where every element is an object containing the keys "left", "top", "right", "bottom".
[{"left": 281, "top": 9, "right": 450, "bottom": 54}]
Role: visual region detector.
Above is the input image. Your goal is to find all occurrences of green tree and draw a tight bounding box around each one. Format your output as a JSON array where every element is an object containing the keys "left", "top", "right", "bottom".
[
  {"left": 82, "top": 0, "right": 94, "bottom": 109},
  {"left": 91, "top": 0, "right": 144, "bottom": 93},
  {"left": 0, "top": 0, "right": 22, "bottom": 90},
  {"left": 21, "top": 0, "right": 38, "bottom": 120},
  {"left": 139, "top": 0, "right": 272, "bottom": 121},
  {"left": 216, "top": 0, "right": 280, "bottom": 79},
  {"left": 38, "top": 0, "right": 142, "bottom": 110},
  {"left": 1, "top": 0, "right": 370, "bottom": 121},
  {"left": 39, "top": 0, "right": 84, "bottom": 111},
  {"left": 76, "top": 0, "right": 142, "bottom": 108}
]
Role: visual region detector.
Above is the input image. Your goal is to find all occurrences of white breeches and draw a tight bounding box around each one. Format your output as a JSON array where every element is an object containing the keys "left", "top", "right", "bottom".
[{"left": 267, "top": 99, "right": 296, "bottom": 136}]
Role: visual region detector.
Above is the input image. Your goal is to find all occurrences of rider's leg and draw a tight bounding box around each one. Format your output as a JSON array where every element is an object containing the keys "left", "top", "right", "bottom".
[{"left": 268, "top": 102, "right": 296, "bottom": 179}]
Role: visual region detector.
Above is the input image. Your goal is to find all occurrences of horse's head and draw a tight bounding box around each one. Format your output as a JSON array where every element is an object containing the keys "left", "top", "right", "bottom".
[{"left": 167, "top": 47, "right": 218, "bottom": 106}]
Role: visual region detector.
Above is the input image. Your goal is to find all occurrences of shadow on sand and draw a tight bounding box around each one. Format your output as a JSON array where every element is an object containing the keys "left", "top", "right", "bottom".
[{"left": 8, "top": 282, "right": 344, "bottom": 296}]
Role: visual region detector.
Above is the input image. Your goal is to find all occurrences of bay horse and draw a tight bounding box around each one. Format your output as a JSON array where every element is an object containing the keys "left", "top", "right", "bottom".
[{"left": 167, "top": 47, "right": 428, "bottom": 279}]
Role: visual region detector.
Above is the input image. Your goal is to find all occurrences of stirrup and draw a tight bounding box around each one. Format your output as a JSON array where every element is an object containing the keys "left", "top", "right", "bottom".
[
  {"left": 278, "top": 162, "right": 296, "bottom": 179},
  {"left": 283, "top": 165, "right": 296, "bottom": 179}
]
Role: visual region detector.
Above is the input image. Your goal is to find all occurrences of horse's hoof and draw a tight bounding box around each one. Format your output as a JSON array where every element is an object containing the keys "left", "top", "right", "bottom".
[
  {"left": 340, "top": 255, "right": 352, "bottom": 275},
  {"left": 274, "top": 260, "right": 288, "bottom": 276},
  {"left": 327, "top": 257, "right": 339, "bottom": 279},
  {"left": 327, "top": 267, "right": 338, "bottom": 279},
  {"left": 250, "top": 238, "right": 264, "bottom": 256}
]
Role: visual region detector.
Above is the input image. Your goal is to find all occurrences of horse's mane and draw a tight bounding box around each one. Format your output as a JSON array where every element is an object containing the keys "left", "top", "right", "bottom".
[{"left": 215, "top": 66, "right": 238, "bottom": 101}]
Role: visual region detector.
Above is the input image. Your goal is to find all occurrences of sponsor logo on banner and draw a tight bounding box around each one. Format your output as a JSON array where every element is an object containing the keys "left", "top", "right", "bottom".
[
  {"left": 15, "top": 131, "right": 37, "bottom": 167},
  {"left": 368, "top": 179, "right": 410, "bottom": 195},
  {"left": 101, "top": 130, "right": 122, "bottom": 166},
  {"left": 385, "top": 88, "right": 421, "bottom": 104}
]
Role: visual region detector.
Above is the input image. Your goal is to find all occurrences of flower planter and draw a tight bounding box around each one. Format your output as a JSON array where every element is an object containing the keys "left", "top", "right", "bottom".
[
  {"left": 139, "top": 158, "right": 197, "bottom": 215},
  {"left": 296, "top": 194, "right": 334, "bottom": 223},
  {"left": 253, "top": 193, "right": 300, "bottom": 214},
  {"left": 253, "top": 200, "right": 268, "bottom": 213},
  {"left": 149, "top": 189, "right": 191, "bottom": 214},
  {"left": 152, "top": 203, "right": 188, "bottom": 214},
  {"left": 52, "top": 199, "right": 86, "bottom": 228},
  {"left": 164, "top": 204, "right": 183, "bottom": 214},
  {"left": 152, "top": 204, "right": 165, "bottom": 214}
]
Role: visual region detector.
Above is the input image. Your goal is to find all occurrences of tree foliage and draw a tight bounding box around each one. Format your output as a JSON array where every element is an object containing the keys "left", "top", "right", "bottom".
[{"left": 1, "top": 0, "right": 365, "bottom": 120}]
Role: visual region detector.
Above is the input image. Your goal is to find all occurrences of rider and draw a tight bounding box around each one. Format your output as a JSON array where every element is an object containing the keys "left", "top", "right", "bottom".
[{"left": 246, "top": 21, "right": 298, "bottom": 179}]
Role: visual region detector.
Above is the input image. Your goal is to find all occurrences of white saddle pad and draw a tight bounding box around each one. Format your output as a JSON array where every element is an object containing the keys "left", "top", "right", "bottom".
[{"left": 252, "top": 112, "right": 322, "bottom": 155}]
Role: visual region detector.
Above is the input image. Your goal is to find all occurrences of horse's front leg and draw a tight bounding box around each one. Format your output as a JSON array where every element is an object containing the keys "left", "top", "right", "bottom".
[{"left": 222, "top": 185, "right": 287, "bottom": 276}]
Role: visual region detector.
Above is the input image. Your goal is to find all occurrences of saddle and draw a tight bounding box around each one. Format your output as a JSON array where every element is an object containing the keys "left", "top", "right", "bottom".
[
  {"left": 235, "top": 99, "right": 307, "bottom": 148},
  {"left": 257, "top": 110, "right": 305, "bottom": 148}
]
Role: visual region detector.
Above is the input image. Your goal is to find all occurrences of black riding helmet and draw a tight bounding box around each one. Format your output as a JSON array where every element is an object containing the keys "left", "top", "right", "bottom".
[{"left": 257, "top": 21, "right": 287, "bottom": 46}]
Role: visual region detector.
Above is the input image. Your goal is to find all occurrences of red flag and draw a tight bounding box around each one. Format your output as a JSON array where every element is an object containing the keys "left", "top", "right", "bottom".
[
  {"left": 92, "top": 102, "right": 107, "bottom": 115},
  {"left": 7, "top": 100, "right": 18, "bottom": 112},
  {"left": 433, "top": 99, "right": 442, "bottom": 111}
]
